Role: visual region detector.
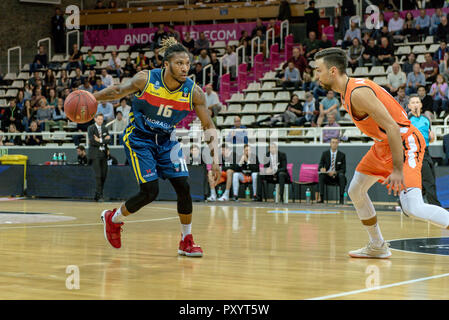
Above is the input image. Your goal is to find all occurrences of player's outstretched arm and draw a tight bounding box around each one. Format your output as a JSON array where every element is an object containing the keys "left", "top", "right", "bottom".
[
  {"left": 93, "top": 71, "right": 148, "bottom": 102},
  {"left": 192, "top": 85, "right": 221, "bottom": 184},
  {"left": 351, "top": 87, "right": 405, "bottom": 195}
]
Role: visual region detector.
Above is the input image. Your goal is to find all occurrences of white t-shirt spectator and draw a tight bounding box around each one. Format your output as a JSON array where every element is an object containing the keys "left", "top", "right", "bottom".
[
  {"left": 108, "top": 57, "right": 121, "bottom": 70},
  {"left": 388, "top": 17, "right": 404, "bottom": 33},
  {"left": 205, "top": 91, "right": 221, "bottom": 108},
  {"left": 387, "top": 71, "right": 406, "bottom": 89},
  {"left": 101, "top": 74, "right": 114, "bottom": 87},
  {"left": 113, "top": 117, "right": 128, "bottom": 132},
  {"left": 116, "top": 104, "right": 131, "bottom": 121},
  {"left": 223, "top": 52, "right": 237, "bottom": 68}
]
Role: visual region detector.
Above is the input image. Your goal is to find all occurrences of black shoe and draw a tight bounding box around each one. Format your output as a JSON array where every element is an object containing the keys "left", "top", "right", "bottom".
[
  {"left": 339, "top": 198, "right": 344, "bottom": 205},
  {"left": 317, "top": 199, "right": 324, "bottom": 204},
  {"left": 233, "top": 196, "right": 239, "bottom": 202},
  {"left": 253, "top": 196, "right": 262, "bottom": 202}
]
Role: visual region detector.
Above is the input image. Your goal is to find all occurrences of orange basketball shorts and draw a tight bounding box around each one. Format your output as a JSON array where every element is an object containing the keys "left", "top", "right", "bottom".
[{"left": 355, "top": 127, "right": 425, "bottom": 189}]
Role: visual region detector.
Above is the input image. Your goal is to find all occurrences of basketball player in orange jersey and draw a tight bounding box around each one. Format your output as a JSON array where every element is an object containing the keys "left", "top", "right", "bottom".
[
  {"left": 314, "top": 48, "right": 449, "bottom": 258},
  {"left": 93, "top": 38, "right": 221, "bottom": 257}
]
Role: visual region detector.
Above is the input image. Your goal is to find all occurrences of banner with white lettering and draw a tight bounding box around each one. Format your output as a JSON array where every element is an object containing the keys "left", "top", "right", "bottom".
[{"left": 83, "top": 22, "right": 259, "bottom": 47}]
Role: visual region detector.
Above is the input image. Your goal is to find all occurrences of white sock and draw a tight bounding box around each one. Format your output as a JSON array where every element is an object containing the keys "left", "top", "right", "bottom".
[
  {"left": 364, "top": 223, "right": 384, "bottom": 248},
  {"left": 112, "top": 207, "right": 125, "bottom": 223},
  {"left": 211, "top": 189, "right": 217, "bottom": 198},
  {"left": 223, "top": 189, "right": 229, "bottom": 198},
  {"left": 181, "top": 223, "right": 192, "bottom": 240}
]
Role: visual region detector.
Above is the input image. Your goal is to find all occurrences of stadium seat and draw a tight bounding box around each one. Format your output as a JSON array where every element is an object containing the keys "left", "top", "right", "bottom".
[
  {"left": 258, "top": 103, "right": 273, "bottom": 113},
  {"left": 11, "top": 80, "right": 24, "bottom": 88},
  {"left": 262, "top": 71, "right": 277, "bottom": 80},
  {"left": 228, "top": 40, "right": 239, "bottom": 47},
  {"left": 423, "top": 36, "right": 434, "bottom": 44},
  {"left": 245, "top": 82, "right": 261, "bottom": 91},
  {"left": 242, "top": 104, "right": 257, "bottom": 113},
  {"left": 261, "top": 81, "right": 275, "bottom": 90},
  {"left": 51, "top": 54, "right": 65, "bottom": 63},
  {"left": 17, "top": 72, "right": 30, "bottom": 80},
  {"left": 105, "top": 45, "right": 118, "bottom": 52},
  {"left": 212, "top": 41, "right": 226, "bottom": 48},
  {"left": 416, "top": 54, "right": 426, "bottom": 63},
  {"left": 244, "top": 92, "right": 259, "bottom": 102},
  {"left": 428, "top": 44, "right": 439, "bottom": 53},
  {"left": 293, "top": 91, "right": 306, "bottom": 100},
  {"left": 118, "top": 52, "right": 129, "bottom": 60},
  {"left": 145, "top": 51, "right": 155, "bottom": 59},
  {"left": 368, "top": 66, "right": 385, "bottom": 76},
  {"left": 80, "top": 46, "right": 91, "bottom": 53},
  {"left": 412, "top": 45, "right": 427, "bottom": 54},
  {"left": 346, "top": 68, "right": 353, "bottom": 76},
  {"left": 223, "top": 116, "right": 235, "bottom": 126},
  {"left": 93, "top": 46, "right": 105, "bottom": 53},
  {"left": 216, "top": 116, "right": 224, "bottom": 126},
  {"left": 373, "top": 76, "right": 388, "bottom": 86},
  {"left": 0, "top": 91, "right": 5, "bottom": 98},
  {"left": 353, "top": 67, "right": 368, "bottom": 77},
  {"left": 395, "top": 46, "right": 411, "bottom": 55},
  {"left": 227, "top": 93, "right": 244, "bottom": 103},
  {"left": 4, "top": 73, "right": 17, "bottom": 81},
  {"left": 260, "top": 91, "right": 275, "bottom": 101},
  {"left": 103, "top": 53, "right": 112, "bottom": 61},
  {"left": 118, "top": 45, "right": 130, "bottom": 52},
  {"left": 5, "top": 89, "right": 18, "bottom": 97},
  {"left": 130, "top": 52, "right": 139, "bottom": 59},
  {"left": 274, "top": 91, "right": 290, "bottom": 101},
  {"left": 226, "top": 104, "right": 242, "bottom": 113},
  {"left": 274, "top": 102, "right": 288, "bottom": 112},
  {"left": 241, "top": 115, "right": 255, "bottom": 126}
]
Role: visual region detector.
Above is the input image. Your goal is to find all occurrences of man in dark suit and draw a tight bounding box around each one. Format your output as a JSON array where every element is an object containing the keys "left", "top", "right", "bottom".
[
  {"left": 259, "top": 143, "right": 290, "bottom": 202},
  {"left": 318, "top": 137, "right": 347, "bottom": 204},
  {"left": 88, "top": 113, "right": 111, "bottom": 201}
]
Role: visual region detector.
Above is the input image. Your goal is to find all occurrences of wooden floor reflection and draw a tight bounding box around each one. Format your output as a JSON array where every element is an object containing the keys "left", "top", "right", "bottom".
[{"left": 0, "top": 199, "right": 448, "bottom": 300}]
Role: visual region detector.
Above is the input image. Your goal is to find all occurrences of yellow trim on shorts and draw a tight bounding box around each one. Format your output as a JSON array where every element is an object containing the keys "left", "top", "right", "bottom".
[{"left": 123, "top": 126, "right": 145, "bottom": 184}]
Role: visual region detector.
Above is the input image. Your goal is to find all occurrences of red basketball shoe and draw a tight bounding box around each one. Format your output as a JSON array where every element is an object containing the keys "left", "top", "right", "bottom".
[
  {"left": 178, "top": 234, "right": 203, "bottom": 257},
  {"left": 101, "top": 209, "right": 123, "bottom": 249}
]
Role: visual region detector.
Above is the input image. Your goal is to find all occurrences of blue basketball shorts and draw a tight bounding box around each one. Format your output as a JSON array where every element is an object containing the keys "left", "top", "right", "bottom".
[{"left": 122, "top": 126, "right": 189, "bottom": 184}]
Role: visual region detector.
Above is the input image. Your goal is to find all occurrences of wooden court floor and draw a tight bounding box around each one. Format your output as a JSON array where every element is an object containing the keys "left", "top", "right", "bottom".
[{"left": 0, "top": 199, "right": 448, "bottom": 300}]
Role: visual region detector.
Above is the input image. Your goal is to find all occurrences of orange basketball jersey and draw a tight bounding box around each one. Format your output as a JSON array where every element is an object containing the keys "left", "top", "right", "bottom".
[{"left": 342, "top": 77, "right": 411, "bottom": 142}]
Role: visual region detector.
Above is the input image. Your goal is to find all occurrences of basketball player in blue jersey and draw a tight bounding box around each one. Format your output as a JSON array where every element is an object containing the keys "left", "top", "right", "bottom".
[{"left": 93, "top": 38, "right": 221, "bottom": 257}]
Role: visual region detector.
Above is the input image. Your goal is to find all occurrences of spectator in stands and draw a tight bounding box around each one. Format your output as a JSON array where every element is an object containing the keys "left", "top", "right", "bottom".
[
  {"left": 429, "top": 73, "right": 449, "bottom": 117},
  {"left": 150, "top": 47, "right": 163, "bottom": 69},
  {"left": 189, "top": 62, "right": 204, "bottom": 85},
  {"left": 57, "top": 70, "right": 69, "bottom": 94},
  {"left": 251, "top": 18, "right": 267, "bottom": 38},
  {"left": 71, "top": 67, "right": 84, "bottom": 89},
  {"left": 36, "top": 98, "right": 53, "bottom": 131},
  {"left": 205, "top": 84, "right": 222, "bottom": 121},
  {"left": 28, "top": 71, "right": 41, "bottom": 88},
  {"left": 79, "top": 78, "right": 93, "bottom": 93},
  {"left": 260, "top": 94, "right": 303, "bottom": 127},
  {"left": 44, "top": 69, "right": 56, "bottom": 94},
  {"left": 135, "top": 51, "right": 149, "bottom": 70},
  {"left": 95, "top": 0, "right": 105, "bottom": 9},
  {"left": 376, "top": 25, "right": 394, "bottom": 46},
  {"left": 123, "top": 57, "right": 136, "bottom": 78},
  {"left": 51, "top": 7, "right": 65, "bottom": 54},
  {"left": 319, "top": 33, "right": 333, "bottom": 51},
  {"left": 402, "top": 12, "right": 419, "bottom": 42},
  {"left": 25, "top": 121, "right": 41, "bottom": 146},
  {"left": 239, "top": 30, "right": 251, "bottom": 57},
  {"left": 436, "top": 15, "right": 449, "bottom": 42},
  {"left": 360, "top": 37, "right": 377, "bottom": 67},
  {"left": 434, "top": 41, "right": 449, "bottom": 63},
  {"left": 361, "top": 32, "right": 371, "bottom": 47},
  {"left": 377, "top": 37, "right": 395, "bottom": 66},
  {"left": 30, "top": 45, "right": 48, "bottom": 74},
  {"left": 182, "top": 32, "right": 195, "bottom": 54},
  {"left": 22, "top": 99, "right": 33, "bottom": 131},
  {"left": 304, "top": 31, "right": 320, "bottom": 59},
  {"left": 107, "top": 51, "right": 122, "bottom": 78},
  {"left": 372, "top": 12, "right": 386, "bottom": 40},
  {"left": 50, "top": 98, "right": 66, "bottom": 131},
  {"left": 395, "top": 87, "right": 410, "bottom": 111},
  {"left": 322, "top": 113, "right": 341, "bottom": 143},
  {"left": 232, "top": 144, "right": 260, "bottom": 201},
  {"left": 4, "top": 124, "right": 22, "bottom": 146},
  {"left": 300, "top": 92, "right": 318, "bottom": 126},
  {"left": 112, "top": 110, "right": 127, "bottom": 134},
  {"left": 259, "top": 143, "right": 290, "bottom": 203},
  {"left": 347, "top": 38, "right": 364, "bottom": 71},
  {"left": 278, "top": 0, "right": 292, "bottom": 21},
  {"left": 431, "top": 8, "right": 446, "bottom": 36},
  {"left": 0, "top": 131, "right": 3, "bottom": 146},
  {"left": 207, "top": 145, "right": 235, "bottom": 202},
  {"left": 16, "top": 90, "right": 25, "bottom": 111},
  {"left": 2, "top": 99, "right": 23, "bottom": 132},
  {"left": 317, "top": 90, "right": 340, "bottom": 127},
  {"left": 100, "top": 69, "right": 113, "bottom": 87},
  {"left": 24, "top": 83, "right": 33, "bottom": 101},
  {"left": 116, "top": 98, "right": 131, "bottom": 121},
  {"left": 197, "top": 49, "right": 211, "bottom": 68},
  {"left": 414, "top": 9, "right": 431, "bottom": 39},
  {"left": 66, "top": 44, "right": 83, "bottom": 71},
  {"left": 61, "top": 88, "right": 71, "bottom": 101},
  {"left": 153, "top": 24, "right": 167, "bottom": 49},
  {"left": 282, "top": 46, "right": 308, "bottom": 77},
  {"left": 439, "top": 52, "right": 449, "bottom": 82},
  {"left": 302, "top": 65, "right": 314, "bottom": 91},
  {"left": 418, "top": 86, "right": 435, "bottom": 119},
  {"left": 228, "top": 116, "right": 248, "bottom": 144},
  {"left": 304, "top": 1, "right": 319, "bottom": 35},
  {"left": 422, "top": 53, "right": 439, "bottom": 83},
  {"left": 388, "top": 10, "right": 404, "bottom": 36},
  {"left": 222, "top": 45, "right": 237, "bottom": 78},
  {"left": 318, "top": 137, "right": 346, "bottom": 204},
  {"left": 342, "top": 21, "right": 362, "bottom": 49},
  {"left": 209, "top": 52, "right": 220, "bottom": 91},
  {"left": 195, "top": 32, "right": 210, "bottom": 55},
  {"left": 77, "top": 145, "right": 88, "bottom": 165},
  {"left": 255, "top": 29, "right": 267, "bottom": 55},
  {"left": 402, "top": 53, "right": 416, "bottom": 74},
  {"left": 386, "top": 62, "right": 406, "bottom": 95},
  {"left": 281, "top": 62, "right": 301, "bottom": 90},
  {"left": 84, "top": 49, "right": 97, "bottom": 70},
  {"left": 341, "top": 0, "right": 356, "bottom": 38},
  {"left": 96, "top": 100, "right": 114, "bottom": 123},
  {"left": 167, "top": 25, "right": 180, "bottom": 42},
  {"left": 267, "top": 19, "right": 281, "bottom": 46},
  {"left": 406, "top": 63, "right": 426, "bottom": 95},
  {"left": 47, "top": 88, "right": 58, "bottom": 108}
]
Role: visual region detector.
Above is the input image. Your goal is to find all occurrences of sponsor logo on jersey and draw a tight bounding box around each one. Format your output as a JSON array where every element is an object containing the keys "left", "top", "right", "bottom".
[{"left": 154, "top": 81, "right": 160, "bottom": 90}]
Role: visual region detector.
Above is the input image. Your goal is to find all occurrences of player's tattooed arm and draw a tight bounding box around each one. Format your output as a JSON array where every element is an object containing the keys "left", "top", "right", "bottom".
[
  {"left": 93, "top": 71, "right": 148, "bottom": 102},
  {"left": 193, "top": 85, "right": 221, "bottom": 183}
]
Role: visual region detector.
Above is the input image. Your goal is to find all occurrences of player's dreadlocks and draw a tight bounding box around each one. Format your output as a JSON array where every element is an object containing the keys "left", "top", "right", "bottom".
[{"left": 160, "top": 37, "right": 189, "bottom": 63}]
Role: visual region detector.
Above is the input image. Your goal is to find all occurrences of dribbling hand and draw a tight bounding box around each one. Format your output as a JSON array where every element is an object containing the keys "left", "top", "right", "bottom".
[{"left": 382, "top": 170, "right": 405, "bottom": 196}]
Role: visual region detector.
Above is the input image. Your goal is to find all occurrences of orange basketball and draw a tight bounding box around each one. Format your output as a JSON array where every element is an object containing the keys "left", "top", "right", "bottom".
[{"left": 64, "top": 90, "right": 98, "bottom": 123}]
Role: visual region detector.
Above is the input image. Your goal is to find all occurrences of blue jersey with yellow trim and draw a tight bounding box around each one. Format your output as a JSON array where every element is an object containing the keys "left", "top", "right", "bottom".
[{"left": 128, "top": 68, "right": 195, "bottom": 136}]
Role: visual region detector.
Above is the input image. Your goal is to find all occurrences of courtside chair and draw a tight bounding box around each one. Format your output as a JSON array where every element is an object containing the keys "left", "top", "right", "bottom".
[
  {"left": 260, "top": 163, "right": 294, "bottom": 203},
  {"left": 293, "top": 163, "right": 319, "bottom": 203}
]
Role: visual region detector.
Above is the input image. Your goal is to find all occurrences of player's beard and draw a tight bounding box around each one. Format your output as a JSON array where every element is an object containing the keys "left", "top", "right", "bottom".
[
  {"left": 320, "top": 81, "right": 332, "bottom": 91},
  {"left": 169, "top": 65, "right": 186, "bottom": 85}
]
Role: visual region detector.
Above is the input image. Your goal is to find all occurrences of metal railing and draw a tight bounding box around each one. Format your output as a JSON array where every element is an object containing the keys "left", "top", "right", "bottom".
[
  {"left": 280, "top": 20, "right": 289, "bottom": 49},
  {"left": 37, "top": 37, "right": 52, "bottom": 64},
  {"left": 235, "top": 45, "right": 246, "bottom": 78},
  {"left": 251, "top": 36, "right": 261, "bottom": 67},
  {"left": 266, "top": 28, "right": 275, "bottom": 59},
  {"left": 66, "top": 30, "right": 80, "bottom": 56},
  {"left": 202, "top": 64, "right": 213, "bottom": 87},
  {"left": 188, "top": 73, "right": 196, "bottom": 84},
  {"left": 7, "top": 46, "right": 21, "bottom": 75}
]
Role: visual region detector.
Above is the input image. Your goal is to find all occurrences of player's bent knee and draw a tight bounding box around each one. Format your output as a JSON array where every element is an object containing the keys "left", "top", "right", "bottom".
[{"left": 125, "top": 180, "right": 159, "bottom": 213}]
